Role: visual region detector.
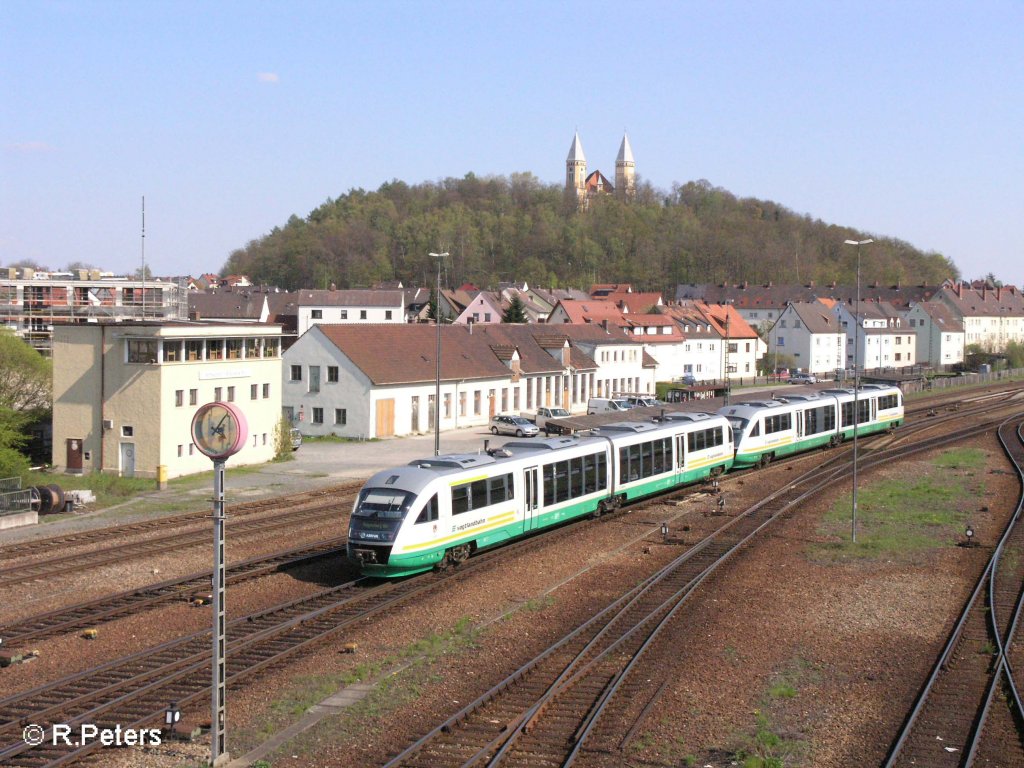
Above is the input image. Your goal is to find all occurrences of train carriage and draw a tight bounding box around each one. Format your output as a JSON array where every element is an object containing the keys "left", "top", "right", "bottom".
[
  {"left": 720, "top": 385, "right": 903, "bottom": 469},
  {"left": 348, "top": 413, "right": 734, "bottom": 578}
]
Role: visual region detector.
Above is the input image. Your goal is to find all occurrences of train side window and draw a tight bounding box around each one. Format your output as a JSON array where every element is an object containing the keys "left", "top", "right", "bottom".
[
  {"left": 452, "top": 485, "right": 470, "bottom": 515},
  {"left": 596, "top": 452, "right": 608, "bottom": 490},
  {"left": 750, "top": 422, "right": 760, "bottom": 437},
  {"left": 488, "top": 474, "right": 510, "bottom": 504},
  {"left": 583, "top": 453, "right": 597, "bottom": 493},
  {"left": 415, "top": 494, "right": 439, "bottom": 524},
  {"left": 471, "top": 479, "right": 488, "bottom": 509},
  {"left": 569, "top": 457, "right": 584, "bottom": 497}
]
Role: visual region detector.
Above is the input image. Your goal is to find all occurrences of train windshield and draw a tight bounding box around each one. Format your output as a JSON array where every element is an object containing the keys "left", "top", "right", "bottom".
[
  {"left": 724, "top": 417, "right": 748, "bottom": 446},
  {"left": 348, "top": 487, "right": 415, "bottom": 546},
  {"left": 353, "top": 488, "right": 416, "bottom": 520}
]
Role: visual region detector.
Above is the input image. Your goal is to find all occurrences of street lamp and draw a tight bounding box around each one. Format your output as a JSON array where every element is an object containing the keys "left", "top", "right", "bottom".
[
  {"left": 430, "top": 251, "right": 449, "bottom": 456},
  {"left": 844, "top": 238, "right": 874, "bottom": 543}
]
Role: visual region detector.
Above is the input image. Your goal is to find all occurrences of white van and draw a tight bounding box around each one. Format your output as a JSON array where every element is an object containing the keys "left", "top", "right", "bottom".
[{"left": 587, "top": 397, "right": 629, "bottom": 415}]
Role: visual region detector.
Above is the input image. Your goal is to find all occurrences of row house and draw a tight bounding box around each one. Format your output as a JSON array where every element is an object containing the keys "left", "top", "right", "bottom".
[
  {"left": 675, "top": 281, "right": 938, "bottom": 336},
  {"left": 51, "top": 321, "right": 284, "bottom": 479},
  {"left": 295, "top": 288, "right": 405, "bottom": 335},
  {"left": 765, "top": 301, "right": 845, "bottom": 375},
  {"left": 935, "top": 283, "right": 1024, "bottom": 353},
  {"left": 657, "top": 303, "right": 761, "bottom": 381},
  {"left": 906, "top": 300, "right": 965, "bottom": 369},
  {"left": 281, "top": 323, "right": 653, "bottom": 440},
  {"left": 833, "top": 300, "right": 916, "bottom": 370}
]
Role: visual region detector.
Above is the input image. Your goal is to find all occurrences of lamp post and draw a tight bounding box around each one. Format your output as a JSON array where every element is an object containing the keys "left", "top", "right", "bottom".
[
  {"left": 844, "top": 238, "right": 873, "bottom": 543},
  {"left": 430, "top": 251, "right": 449, "bottom": 456}
]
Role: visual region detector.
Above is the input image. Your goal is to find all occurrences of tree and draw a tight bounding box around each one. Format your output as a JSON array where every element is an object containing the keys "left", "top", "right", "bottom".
[
  {"left": 502, "top": 295, "right": 528, "bottom": 323},
  {"left": 0, "top": 409, "right": 30, "bottom": 479},
  {"left": 0, "top": 330, "right": 51, "bottom": 414}
]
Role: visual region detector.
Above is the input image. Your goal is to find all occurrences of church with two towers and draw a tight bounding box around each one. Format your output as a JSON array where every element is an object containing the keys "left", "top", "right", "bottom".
[{"left": 565, "top": 132, "right": 636, "bottom": 206}]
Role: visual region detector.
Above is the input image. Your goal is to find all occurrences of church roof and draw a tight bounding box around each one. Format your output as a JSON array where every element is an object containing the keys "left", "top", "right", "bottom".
[
  {"left": 567, "top": 132, "right": 586, "bottom": 163},
  {"left": 617, "top": 133, "right": 634, "bottom": 164}
]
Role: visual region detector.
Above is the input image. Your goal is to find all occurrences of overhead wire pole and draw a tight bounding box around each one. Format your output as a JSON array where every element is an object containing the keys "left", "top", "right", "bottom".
[
  {"left": 430, "top": 252, "right": 449, "bottom": 457},
  {"left": 844, "top": 238, "right": 873, "bottom": 543}
]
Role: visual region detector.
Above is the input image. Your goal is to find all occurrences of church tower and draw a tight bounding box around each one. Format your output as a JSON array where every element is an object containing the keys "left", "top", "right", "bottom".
[
  {"left": 566, "top": 132, "right": 587, "bottom": 198},
  {"left": 615, "top": 132, "right": 636, "bottom": 198}
]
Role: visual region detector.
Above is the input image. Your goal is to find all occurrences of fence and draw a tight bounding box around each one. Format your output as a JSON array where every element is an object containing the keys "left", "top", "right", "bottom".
[{"left": 0, "top": 476, "right": 31, "bottom": 517}]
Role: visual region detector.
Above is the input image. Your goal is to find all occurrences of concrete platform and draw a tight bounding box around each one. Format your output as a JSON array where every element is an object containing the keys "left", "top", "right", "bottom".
[{"left": 0, "top": 510, "right": 38, "bottom": 531}]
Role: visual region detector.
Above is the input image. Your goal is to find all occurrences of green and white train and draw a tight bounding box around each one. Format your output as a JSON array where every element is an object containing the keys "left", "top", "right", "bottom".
[
  {"left": 719, "top": 384, "right": 904, "bottom": 469},
  {"left": 347, "top": 412, "right": 734, "bottom": 577}
]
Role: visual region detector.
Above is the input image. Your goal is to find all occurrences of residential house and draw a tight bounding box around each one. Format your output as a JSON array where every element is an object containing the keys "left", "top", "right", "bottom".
[
  {"left": 675, "top": 281, "right": 939, "bottom": 336},
  {"left": 934, "top": 282, "right": 1024, "bottom": 353},
  {"left": 51, "top": 321, "right": 283, "bottom": 479},
  {"left": 833, "top": 300, "right": 916, "bottom": 370},
  {"left": 281, "top": 323, "right": 652, "bottom": 440},
  {"left": 295, "top": 289, "right": 405, "bottom": 335},
  {"left": 765, "top": 302, "right": 845, "bottom": 375},
  {"left": 658, "top": 303, "right": 759, "bottom": 381},
  {"left": 906, "top": 300, "right": 965, "bottom": 369}
]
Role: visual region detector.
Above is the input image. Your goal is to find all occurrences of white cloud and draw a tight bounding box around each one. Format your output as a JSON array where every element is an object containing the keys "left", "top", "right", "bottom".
[
  {"left": 257, "top": 72, "right": 280, "bottom": 84},
  {"left": 6, "top": 141, "right": 53, "bottom": 153}
]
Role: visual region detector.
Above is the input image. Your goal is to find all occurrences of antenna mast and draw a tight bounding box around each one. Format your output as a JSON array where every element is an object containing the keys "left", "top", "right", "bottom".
[{"left": 141, "top": 195, "right": 146, "bottom": 317}]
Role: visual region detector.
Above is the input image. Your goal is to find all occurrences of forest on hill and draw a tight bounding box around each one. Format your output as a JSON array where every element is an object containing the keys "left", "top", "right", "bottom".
[{"left": 223, "top": 174, "right": 958, "bottom": 293}]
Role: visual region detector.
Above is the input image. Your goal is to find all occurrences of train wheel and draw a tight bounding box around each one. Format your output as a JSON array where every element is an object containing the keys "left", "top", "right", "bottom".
[
  {"left": 758, "top": 454, "right": 772, "bottom": 468},
  {"left": 438, "top": 543, "right": 472, "bottom": 570}
]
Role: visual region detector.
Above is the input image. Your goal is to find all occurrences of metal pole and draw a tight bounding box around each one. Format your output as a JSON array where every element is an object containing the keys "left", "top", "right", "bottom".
[
  {"left": 211, "top": 459, "right": 227, "bottom": 765},
  {"left": 430, "top": 252, "right": 448, "bottom": 457},
  {"left": 844, "top": 238, "right": 873, "bottom": 543},
  {"left": 853, "top": 254, "right": 859, "bottom": 544}
]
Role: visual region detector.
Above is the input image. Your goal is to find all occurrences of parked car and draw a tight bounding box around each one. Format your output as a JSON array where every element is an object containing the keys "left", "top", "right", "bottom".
[
  {"left": 625, "top": 396, "right": 661, "bottom": 408},
  {"left": 289, "top": 428, "right": 303, "bottom": 450},
  {"left": 679, "top": 373, "right": 697, "bottom": 386},
  {"left": 587, "top": 398, "right": 630, "bottom": 414},
  {"left": 532, "top": 406, "right": 571, "bottom": 435},
  {"left": 489, "top": 414, "right": 539, "bottom": 437},
  {"left": 789, "top": 372, "right": 818, "bottom": 384}
]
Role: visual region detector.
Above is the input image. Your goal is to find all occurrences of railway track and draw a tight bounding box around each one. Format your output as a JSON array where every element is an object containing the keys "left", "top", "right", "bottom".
[
  {"left": 0, "top": 493, "right": 658, "bottom": 767},
  {"left": 0, "top": 537, "right": 349, "bottom": 648},
  {"left": 0, "top": 480, "right": 363, "bottom": 564},
  {"left": 0, "top": 496, "right": 355, "bottom": 590},
  {"left": 380, "top": 419, "right": 1006, "bottom": 767},
  {"left": 0, "top": 390, "right": 1017, "bottom": 766},
  {"left": 883, "top": 417, "right": 1024, "bottom": 767},
  {"left": 0, "top": 409, "right": 940, "bottom": 653}
]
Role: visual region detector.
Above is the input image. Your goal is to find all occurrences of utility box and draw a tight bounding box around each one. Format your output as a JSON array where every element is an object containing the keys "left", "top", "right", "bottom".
[{"left": 156, "top": 464, "right": 168, "bottom": 490}]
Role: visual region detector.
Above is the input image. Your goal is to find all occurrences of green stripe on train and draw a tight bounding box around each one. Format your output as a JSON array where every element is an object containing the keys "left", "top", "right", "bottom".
[{"left": 363, "top": 458, "right": 732, "bottom": 577}]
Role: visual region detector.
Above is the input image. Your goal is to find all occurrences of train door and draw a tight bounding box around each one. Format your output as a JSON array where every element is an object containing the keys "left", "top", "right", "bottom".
[
  {"left": 871, "top": 396, "right": 877, "bottom": 422},
  {"left": 795, "top": 408, "right": 804, "bottom": 439},
  {"left": 523, "top": 466, "right": 539, "bottom": 531},
  {"left": 676, "top": 434, "right": 686, "bottom": 471}
]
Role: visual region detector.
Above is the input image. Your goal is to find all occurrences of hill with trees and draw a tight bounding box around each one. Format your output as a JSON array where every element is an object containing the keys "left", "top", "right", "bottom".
[{"left": 223, "top": 175, "right": 958, "bottom": 292}]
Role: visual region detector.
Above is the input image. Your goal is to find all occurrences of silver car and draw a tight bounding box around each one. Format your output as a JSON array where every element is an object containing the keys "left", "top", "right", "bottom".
[{"left": 489, "top": 415, "right": 539, "bottom": 437}]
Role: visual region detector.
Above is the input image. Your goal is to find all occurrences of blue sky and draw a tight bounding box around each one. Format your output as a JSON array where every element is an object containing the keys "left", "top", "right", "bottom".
[{"left": 2, "top": 1, "right": 1021, "bottom": 284}]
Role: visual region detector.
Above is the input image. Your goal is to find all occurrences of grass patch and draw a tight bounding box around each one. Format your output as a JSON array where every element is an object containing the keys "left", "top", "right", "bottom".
[
  {"left": 234, "top": 616, "right": 481, "bottom": 757},
  {"left": 730, "top": 661, "right": 815, "bottom": 767},
  {"left": 811, "top": 448, "right": 985, "bottom": 562}
]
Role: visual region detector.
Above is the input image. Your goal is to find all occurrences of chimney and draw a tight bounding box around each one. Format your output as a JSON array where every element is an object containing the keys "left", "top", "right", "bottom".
[{"left": 561, "top": 343, "right": 570, "bottom": 367}]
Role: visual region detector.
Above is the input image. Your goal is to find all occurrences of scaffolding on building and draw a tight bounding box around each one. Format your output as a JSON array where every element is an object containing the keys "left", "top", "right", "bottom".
[{"left": 0, "top": 269, "right": 190, "bottom": 356}]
